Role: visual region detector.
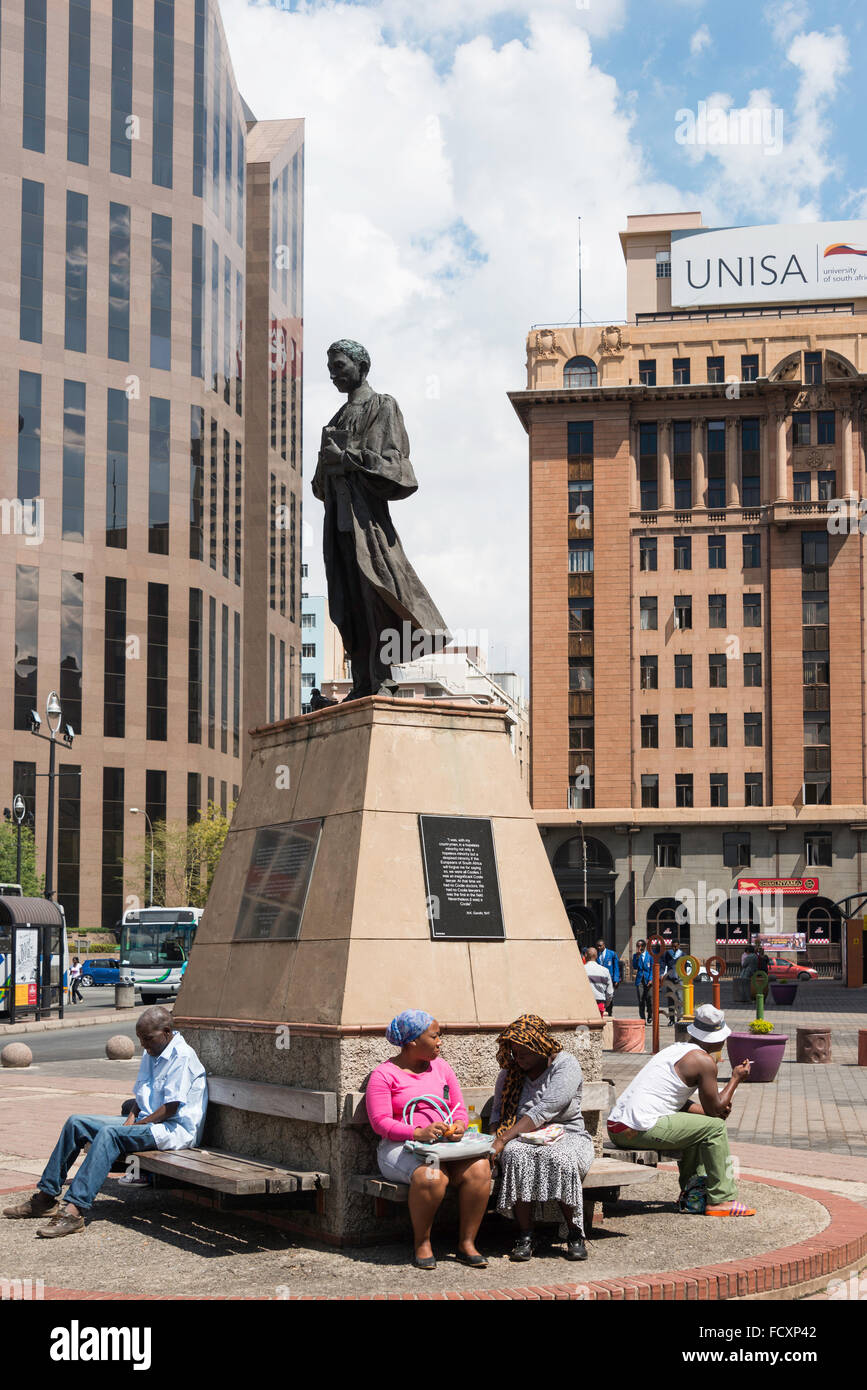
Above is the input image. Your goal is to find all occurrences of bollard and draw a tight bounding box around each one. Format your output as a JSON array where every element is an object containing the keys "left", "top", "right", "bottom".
[
  {"left": 676, "top": 954, "right": 701, "bottom": 1020},
  {"left": 114, "top": 981, "right": 136, "bottom": 1009},
  {"left": 705, "top": 956, "right": 726, "bottom": 1012},
  {"left": 796, "top": 1026, "right": 832, "bottom": 1063}
]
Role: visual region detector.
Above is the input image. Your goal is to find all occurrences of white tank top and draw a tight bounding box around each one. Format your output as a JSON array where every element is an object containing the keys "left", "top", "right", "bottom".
[{"left": 608, "top": 1043, "right": 704, "bottom": 1132}]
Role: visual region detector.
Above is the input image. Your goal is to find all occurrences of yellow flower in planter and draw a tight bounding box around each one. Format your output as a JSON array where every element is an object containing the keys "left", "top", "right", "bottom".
[{"left": 749, "top": 1018, "right": 775, "bottom": 1034}]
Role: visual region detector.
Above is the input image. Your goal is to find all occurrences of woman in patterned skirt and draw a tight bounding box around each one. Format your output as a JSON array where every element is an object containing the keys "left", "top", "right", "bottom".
[{"left": 489, "top": 1014, "right": 595, "bottom": 1263}]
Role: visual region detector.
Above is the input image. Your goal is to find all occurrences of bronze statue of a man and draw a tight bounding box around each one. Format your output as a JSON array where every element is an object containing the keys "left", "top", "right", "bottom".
[{"left": 312, "top": 340, "right": 450, "bottom": 700}]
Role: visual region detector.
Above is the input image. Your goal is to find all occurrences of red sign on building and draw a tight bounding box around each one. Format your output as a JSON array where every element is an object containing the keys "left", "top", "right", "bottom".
[{"left": 736, "top": 877, "right": 819, "bottom": 895}]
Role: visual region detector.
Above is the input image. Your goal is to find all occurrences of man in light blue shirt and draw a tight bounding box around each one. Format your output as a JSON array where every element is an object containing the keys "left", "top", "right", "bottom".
[
  {"left": 3, "top": 1006, "right": 207, "bottom": 1238},
  {"left": 595, "top": 938, "right": 621, "bottom": 1016}
]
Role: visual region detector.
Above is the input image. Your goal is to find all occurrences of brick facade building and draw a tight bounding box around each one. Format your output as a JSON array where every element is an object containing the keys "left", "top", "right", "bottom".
[{"left": 511, "top": 212, "right": 867, "bottom": 971}]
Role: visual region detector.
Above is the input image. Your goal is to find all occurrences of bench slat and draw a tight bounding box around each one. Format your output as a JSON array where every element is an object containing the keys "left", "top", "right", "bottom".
[
  {"left": 138, "top": 1152, "right": 270, "bottom": 1194},
  {"left": 138, "top": 1149, "right": 330, "bottom": 1195},
  {"left": 207, "top": 1076, "right": 337, "bottom": 1125},
  {"left": 349, "top": 1155, "right": 657, "bottom": 1204}
]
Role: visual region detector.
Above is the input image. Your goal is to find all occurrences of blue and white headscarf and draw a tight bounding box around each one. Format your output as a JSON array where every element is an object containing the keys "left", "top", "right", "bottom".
[{"left": 386, "top": 1010, "right": 434, "bottom": 1047}]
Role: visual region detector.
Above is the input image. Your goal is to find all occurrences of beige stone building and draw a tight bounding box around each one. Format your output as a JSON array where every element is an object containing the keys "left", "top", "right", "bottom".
[
  {"left": 510, "top": 211, "right": 867, "bottom": 971},
  {"left": 0, "top": 0, "right": 303, "bottom": 929}
]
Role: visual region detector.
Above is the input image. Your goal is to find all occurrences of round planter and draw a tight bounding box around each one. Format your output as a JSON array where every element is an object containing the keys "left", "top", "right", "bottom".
[
  {"left": 726, "top": 1031, "right": 788, "bottom": 1083},
  {"left": 770, "top": 980, "right": 798, "bottom": 1006},
  {"left": 612, "top": 1018, "right": 646, "bottom": 1053}
]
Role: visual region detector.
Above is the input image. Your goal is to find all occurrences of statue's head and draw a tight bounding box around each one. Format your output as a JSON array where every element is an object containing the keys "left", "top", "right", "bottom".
[{"left": 327, "top": 339, "right": 370, "bottom": 394}]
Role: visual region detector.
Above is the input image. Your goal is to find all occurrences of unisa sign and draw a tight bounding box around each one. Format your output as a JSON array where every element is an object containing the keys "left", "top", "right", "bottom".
[{"left": 670, "top": 220, "right": 867, "bottom": 309}]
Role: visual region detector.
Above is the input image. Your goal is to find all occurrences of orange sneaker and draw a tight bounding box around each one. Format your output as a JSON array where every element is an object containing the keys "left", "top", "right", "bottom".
[{"left": 706, "top": 1201, "right": 756, "bottom": 1217}]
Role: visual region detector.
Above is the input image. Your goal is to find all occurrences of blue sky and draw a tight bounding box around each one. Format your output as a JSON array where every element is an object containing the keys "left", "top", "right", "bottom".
[{"left": 222, "top": 0, "right": 865, "bottom": 682}]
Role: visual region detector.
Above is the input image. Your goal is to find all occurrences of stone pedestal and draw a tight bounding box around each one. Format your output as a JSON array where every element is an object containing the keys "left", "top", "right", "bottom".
[{"left": 175, "top": 696, "right": 602, "bottom": 1242}]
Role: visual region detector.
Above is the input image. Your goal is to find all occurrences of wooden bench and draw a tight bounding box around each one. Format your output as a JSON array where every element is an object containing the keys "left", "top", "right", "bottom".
[
  {"left": 346, "top": 1081, "right": 659, "bottom": 1229},
  {"left": 136, "top": 1076, "right": 332, "bottom": 1210}
]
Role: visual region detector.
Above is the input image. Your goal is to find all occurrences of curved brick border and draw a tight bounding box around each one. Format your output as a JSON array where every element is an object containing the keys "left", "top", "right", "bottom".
[{"left": 6, "top": 1172, "right": 867, "bottom": 1301}]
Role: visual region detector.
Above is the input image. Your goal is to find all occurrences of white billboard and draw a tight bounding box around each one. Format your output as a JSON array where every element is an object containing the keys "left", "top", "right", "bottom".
[{"left": 671, "top": 220, "right": 867, "bottom": 308}]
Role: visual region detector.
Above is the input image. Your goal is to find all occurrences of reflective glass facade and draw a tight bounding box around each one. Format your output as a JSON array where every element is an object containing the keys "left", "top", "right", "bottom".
[
  {"left": 65, "top": 190, "right": 88, "bottom": 352},
  {"left": 60, "top": 571, "right": 84, "bottom": 735},
  {"left": 17, "top": 371, "right": 41, "bottom": 501},
  {"left": 148, "top": 398, "right": 171, "bottom": 555},
  {"left": 106, "top": 389, "right": 128, "bottom": 549},
  {"left": 22, "top": 0, "right": 46, "bottom": 152},
  {"left": 20, "top": 179, "right": 44, "bottom": 342},
  {"left": 62, "top": 381, "right": 86, "bottom": 543},
  {"left": 104, "top": 577, "right": 126, "bottom": 738},
  {"left": 110, "top": 0, "right": 133, "bottom": 176},
  {"left": 14, "top": 566, "right": 39, "bottom": 732},
  {"left": 108, "top": 203, "right": 130, "bottom": 361},
  {"left": 4, "top": 4, "right": 303, "bottom": 928},
  {"left": 150, "top": 214, "right": 172, "bottom": 370},
  {"left": 152, "top": 0, "right": 174, "bottom": 188},
  {"left": 67, "top": 0, "right": 91, "bottom": 165}
]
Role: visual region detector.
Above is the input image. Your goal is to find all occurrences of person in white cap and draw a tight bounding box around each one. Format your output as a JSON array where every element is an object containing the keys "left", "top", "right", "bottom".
[{"left": 605, "top": 1004, "right": 755, "bottom": 1216}]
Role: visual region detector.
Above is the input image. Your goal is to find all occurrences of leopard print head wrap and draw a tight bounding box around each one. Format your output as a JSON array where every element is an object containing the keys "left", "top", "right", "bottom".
[{"left": 495, "top": 1014, "right": 562, "bottom": 1135}]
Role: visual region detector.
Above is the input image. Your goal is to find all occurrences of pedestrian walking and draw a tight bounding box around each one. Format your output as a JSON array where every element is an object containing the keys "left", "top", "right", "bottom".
[
  {"left": 595, "top": 939, "right": 621, "bottom": 1016},
  {"left": 69, "top": 957, "right": 83, "bottom": 1005},
  {"left": 632, "top": 939, "right": 653, "bottom": 1021}
]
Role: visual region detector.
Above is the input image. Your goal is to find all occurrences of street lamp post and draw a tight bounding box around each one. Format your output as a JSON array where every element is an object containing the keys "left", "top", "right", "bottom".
[
  {"left": 130, "top": 808, "right": 154, "bottom": 906},
  {"left": 29, "top": 691, "right": 73, "bottom": 901},
  {"left": 575, "top": 819, "right": 588, "bottom": 907},
  {"left": 13, "top": 794, "right": 26, "bottom": 886}
]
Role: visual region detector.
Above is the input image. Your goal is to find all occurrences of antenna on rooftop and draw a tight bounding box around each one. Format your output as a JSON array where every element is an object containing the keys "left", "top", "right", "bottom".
[{"left": 578, "top": 216, "right": 583, "bottom": 328}]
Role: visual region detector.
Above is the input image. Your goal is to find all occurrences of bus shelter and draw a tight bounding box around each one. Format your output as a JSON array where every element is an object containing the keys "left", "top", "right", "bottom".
[{"left": 0, "top": 896, "right": 67, "bottom": 1023}]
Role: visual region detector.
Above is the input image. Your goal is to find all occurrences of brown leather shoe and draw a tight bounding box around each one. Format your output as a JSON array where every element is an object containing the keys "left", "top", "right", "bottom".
[
  {"left": 3, "top": 1191, "right": 61, "bottom": 1220},
  {"left": 36, "top": 1212, "right": 85, "bottom": 1238}
]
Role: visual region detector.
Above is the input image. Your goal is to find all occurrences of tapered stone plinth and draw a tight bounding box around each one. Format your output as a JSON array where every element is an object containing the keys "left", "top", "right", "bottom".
[{"left": 175, "top": 697, "right": 602, "bottom": 1241}]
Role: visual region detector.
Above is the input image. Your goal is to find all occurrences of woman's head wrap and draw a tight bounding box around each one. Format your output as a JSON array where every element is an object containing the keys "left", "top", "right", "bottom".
[
  {"left": 495, "top": 1014, "right": 561, "bottom": 1135},
  {"left": 386, "top": 1009, "right": 434, "bottom": 1047}
]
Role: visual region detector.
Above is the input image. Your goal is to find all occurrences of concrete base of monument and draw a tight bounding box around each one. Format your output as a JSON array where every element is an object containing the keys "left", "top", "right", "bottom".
[
  {"left": 174, "top": 1023, "right": 603, "bottom": 1243},
  {"left": 174, "top": 695, "right": 602, "bottom": 1242}
]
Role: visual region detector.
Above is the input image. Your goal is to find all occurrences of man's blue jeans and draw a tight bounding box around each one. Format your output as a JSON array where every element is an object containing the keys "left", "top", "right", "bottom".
[{"left": 37, "top": 1114, "right": 156, "bottom": 1212}]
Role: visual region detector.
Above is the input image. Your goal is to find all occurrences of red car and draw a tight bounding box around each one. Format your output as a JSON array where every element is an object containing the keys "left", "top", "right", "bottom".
[{"left": 764, "top": 957, "right": 818, "bottom": 983}]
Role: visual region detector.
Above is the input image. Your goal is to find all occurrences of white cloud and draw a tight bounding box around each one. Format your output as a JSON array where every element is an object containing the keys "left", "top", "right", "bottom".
[
  {"left": 689, "top": 24, "right": 712, "bottom": 57},
  {"left": 222, "top": 0, "right": 681, "bottom": 683},
  {"left": 220, "top": 0, "right": 851, "bottom": 690},
  {"left": 765, "top": 0, "right": 809, "bottom": 45},
  {"left": 672, "top": 24, "right": 849, "bottom": 225}
]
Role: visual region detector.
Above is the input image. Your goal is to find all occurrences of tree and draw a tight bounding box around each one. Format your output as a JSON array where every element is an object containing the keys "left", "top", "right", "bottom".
[
  {"left": 0, "top": 821, "right": 44, "bottom": 896},
  {"left": 125, "top": 802, "right": 233, "bottom": 909}
]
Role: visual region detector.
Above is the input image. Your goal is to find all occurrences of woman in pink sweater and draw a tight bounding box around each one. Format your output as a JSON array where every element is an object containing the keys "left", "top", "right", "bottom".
[{"left": 366, "top": 1010, "right": 491, "bottom": 1269}]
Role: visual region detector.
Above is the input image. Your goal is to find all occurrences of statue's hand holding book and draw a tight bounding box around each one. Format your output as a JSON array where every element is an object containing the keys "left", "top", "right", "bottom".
[{"left": 319, "top": 426, "right": 350, "bottom": 473}]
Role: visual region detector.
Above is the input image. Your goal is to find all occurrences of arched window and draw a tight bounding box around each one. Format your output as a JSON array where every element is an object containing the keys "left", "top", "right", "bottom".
[
  {"left": 797, "top": 897, "right": 842, "bottom": 945},
  {"left": 553, "top": 835, "right": 613, "bottom": 871},
  {"left": 646, "top": 896, "right": 689, "bottom": 950},
  {"left": 563, "top": 356, "right": 598, "bottom": 388},
  {"left": 714, "top": 894, "right": 761, "bottom": 946}
]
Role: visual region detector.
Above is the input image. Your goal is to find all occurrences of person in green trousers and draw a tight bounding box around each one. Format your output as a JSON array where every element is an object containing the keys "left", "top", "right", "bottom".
[{"left": 606, "top": 1004, "right": 755, "bottom": 1216}]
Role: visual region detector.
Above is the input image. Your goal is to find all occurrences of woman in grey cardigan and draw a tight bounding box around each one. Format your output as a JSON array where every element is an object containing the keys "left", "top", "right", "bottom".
[{"left": 489, "top": 1014, "right": 594, "bottom": 1262}]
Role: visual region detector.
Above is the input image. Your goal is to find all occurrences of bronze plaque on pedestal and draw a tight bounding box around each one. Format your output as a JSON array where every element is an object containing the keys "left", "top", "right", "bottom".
[
  {"left": 233, "top": 819, "right": 323, "bottom": 941},
  {"left": 419, "top": 814, "right": 505, "bottom": 941}
]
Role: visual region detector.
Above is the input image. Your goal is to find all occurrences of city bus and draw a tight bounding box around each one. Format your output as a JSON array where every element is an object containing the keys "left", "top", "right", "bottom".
[{"left": 118, "top": 906, "right": 203, "bottom": 1002}]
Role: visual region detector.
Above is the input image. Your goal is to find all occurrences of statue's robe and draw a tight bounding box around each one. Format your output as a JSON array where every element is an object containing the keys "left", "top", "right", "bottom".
[{"left": 312, "top": 384, "right": 450, "bottom": 679}]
